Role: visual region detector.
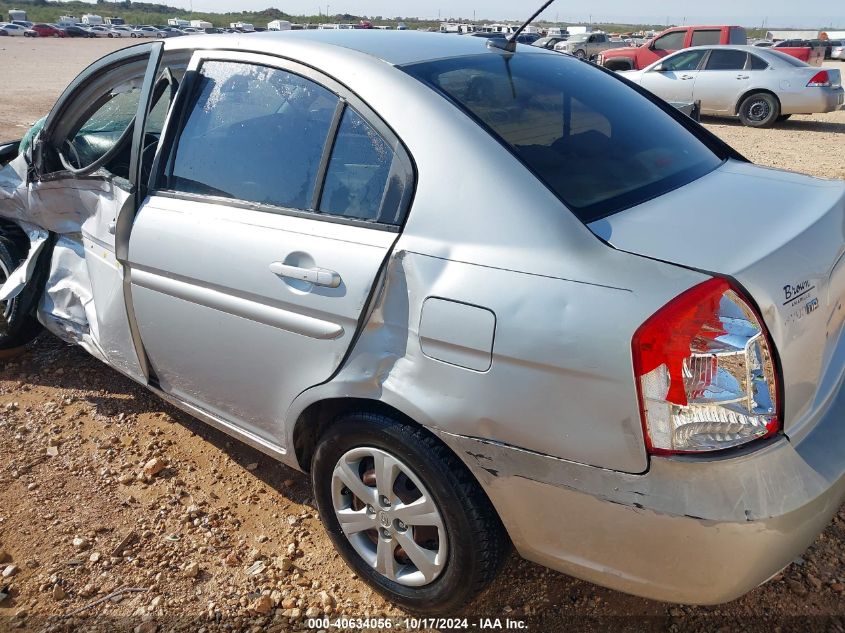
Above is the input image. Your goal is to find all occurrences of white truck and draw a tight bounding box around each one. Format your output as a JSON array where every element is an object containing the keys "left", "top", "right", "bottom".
[
  {"left": 190, "top": 20, "right": 213, "bottom": 29},
  {"left": 81, "top": 14, "right": 104, "bottom": 26},
  {"left": 8, "top": 9, "right": 27, "bottom": 22},
  {"left": 230, "top": 22, "right": 254, "bottom": 31},
  {"left": 267, "top": 20, "right": 291, "bottom": 31},
  {"left": 168, "top": 18, "right": 190, "bottom": 28}
]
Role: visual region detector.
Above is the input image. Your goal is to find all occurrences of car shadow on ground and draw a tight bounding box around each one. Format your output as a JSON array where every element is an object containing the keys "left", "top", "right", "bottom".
[{"left": 702, "top": 115, "right": 845, "bottom": 134}]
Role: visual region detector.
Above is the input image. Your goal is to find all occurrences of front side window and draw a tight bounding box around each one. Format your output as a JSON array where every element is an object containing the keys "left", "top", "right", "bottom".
[
  {"left": 661, "top": 50, "right": 707, "bottom": 72},
  {"left": 705, "top": 49, "right": 749, "bottom": 71},
  {"left": 652, "top": 31, "right": 685, "bottom": 51},
  {"left": 404, "top": 53, "right": 722, "bottom": 222},
  {"left": 63, "top": 80, "right": 143, "bottom": 175},
  {"left": 690, "top": 29, "right": 721, "bottom": 47},
  {"left": 165, "top": 61, "right": 338, "bottom": 209}
]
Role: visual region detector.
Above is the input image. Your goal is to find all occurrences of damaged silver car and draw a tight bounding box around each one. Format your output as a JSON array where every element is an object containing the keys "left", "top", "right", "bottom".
[{"left": 3, "top": 31, "right": 845, "bottom": 613}]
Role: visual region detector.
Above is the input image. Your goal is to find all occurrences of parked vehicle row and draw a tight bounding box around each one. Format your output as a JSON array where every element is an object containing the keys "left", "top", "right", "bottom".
[
  {"left": 0, "top": 21, "right": 240, "bottom": 38},
  {"left": 621, "top": 45, "right": 844, "bottom": 127}
]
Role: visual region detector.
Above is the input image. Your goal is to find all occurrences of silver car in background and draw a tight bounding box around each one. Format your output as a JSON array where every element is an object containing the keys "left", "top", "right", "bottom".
[
  {"left": 2, "top": 32, "right": 845, "bottom": 613},
  {"left": 833, "top": 42, "right": 845, "bottom": 60},
  {"left": 623, "top": 45, "right": 844, "bottom": 126}
]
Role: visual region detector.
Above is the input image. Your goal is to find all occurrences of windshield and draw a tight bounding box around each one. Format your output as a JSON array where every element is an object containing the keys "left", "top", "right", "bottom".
[{"left": 403, "top": 53, "right": 723, "bottom": 222}]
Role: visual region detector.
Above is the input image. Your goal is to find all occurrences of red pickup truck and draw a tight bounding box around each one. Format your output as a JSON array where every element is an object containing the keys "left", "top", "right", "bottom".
[
  {"left": 599, "top": 25, "right": 747, "bottom": 71},
  {"left": 771, "top": 40, "right": 825, "bottom": 66}
]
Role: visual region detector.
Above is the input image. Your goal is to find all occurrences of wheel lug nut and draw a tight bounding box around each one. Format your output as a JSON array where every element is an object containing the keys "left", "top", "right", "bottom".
[
  {"left": 380, "top": 495, "right": 391, "bottom": 507},
  {"left": 366, "top": 505, "right": 375, "bottom": 514},
  {"left": 380, "top": 528, "right": 391, "bottom": 539}
]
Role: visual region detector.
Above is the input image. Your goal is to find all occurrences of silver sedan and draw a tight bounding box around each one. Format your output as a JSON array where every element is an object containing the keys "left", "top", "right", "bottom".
[
  {"left": 2, "top": 32, "right": 845, "bottom": 613},
  {"left": 623, "top": 45, "right": 844, "bottom": 126}
]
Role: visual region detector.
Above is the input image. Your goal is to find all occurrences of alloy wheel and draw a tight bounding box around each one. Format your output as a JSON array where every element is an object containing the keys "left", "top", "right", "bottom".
[{"left": 331, "top": 447, "right": 447, "bottom": 587}]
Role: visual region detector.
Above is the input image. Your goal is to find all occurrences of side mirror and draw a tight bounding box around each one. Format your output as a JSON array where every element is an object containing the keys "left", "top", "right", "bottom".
[{"left": 652, "top": 63, "right": 666, "bottom": 72}]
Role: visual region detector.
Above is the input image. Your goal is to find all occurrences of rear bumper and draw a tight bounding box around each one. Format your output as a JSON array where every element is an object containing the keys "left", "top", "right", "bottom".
[
  {"left": 782, "top": 87, "right": 845, "bottom": 114},
  {"left": 436, "top": 377, "right": 845, "bottom": 604}
]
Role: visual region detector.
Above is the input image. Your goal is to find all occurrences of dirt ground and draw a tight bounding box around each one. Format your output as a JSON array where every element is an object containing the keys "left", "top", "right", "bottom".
[{"left": 2, "top": 37, "right": 845, "bottom": 633}]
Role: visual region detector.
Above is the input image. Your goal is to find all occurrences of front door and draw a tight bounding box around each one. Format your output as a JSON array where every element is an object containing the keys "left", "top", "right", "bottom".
[
  {"left": 127, "top": 52, "right": 413, "bottom": 448},
  {"left": 640, "top": 49, "right": 707, "bottom": 103}
]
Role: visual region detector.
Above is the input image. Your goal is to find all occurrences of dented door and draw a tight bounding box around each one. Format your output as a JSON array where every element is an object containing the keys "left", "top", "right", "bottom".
[{"left": 126, "top": 52, "right": 412, "bottom": 449}]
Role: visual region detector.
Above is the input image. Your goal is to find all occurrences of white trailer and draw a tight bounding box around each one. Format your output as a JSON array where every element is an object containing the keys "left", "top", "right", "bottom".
[
  {"left": 8, "top": 9, "right": 27, "bottom": 22},
  {"left": 568, "top": 25, "right": 595, "bottom": 35},
  {"left": 168, "top": 18, "right": 190, "bottom": 28},
  {"left": 267, "top": 20, "right": 292, "bottom": 31},
  {"left": 190, "top": 20, "right": 213, "bottom": 29},
  {"left": 230, "top": 22, "right": 254, "bottom": 31},
  {"left": 81, "top": 14, "right": 104, "bottom": 26}
]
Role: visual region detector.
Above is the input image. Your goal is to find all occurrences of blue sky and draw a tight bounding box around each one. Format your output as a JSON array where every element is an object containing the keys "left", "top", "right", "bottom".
[{"left": 149, "top": 0, "right": 841, "bottom": 28}]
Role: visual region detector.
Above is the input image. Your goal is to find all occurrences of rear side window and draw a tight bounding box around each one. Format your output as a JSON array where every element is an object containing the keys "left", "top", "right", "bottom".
[
  {"left": 705, "top": 49, "right": 749, "bottom": 70},
  {"left": 404, "top": 53, "right": 722, "bottom": 222},
  {"left": 690, "top": 30, "right": 721, "bottom": 47},
  {"left": 319, "top": 108, "right": 406, "bottom": 224},
  {"left": 165, "top": 61, "right": 338, "bottom": 209},
  {"left": 749, "top": 54, "right": 769, "bottom": 70},
  {"left": 652, "top": 31, "right": 685, "bottom": 51}
]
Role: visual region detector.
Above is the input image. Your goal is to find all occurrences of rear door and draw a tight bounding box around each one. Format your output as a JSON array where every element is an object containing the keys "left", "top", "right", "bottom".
[
  {"left": 127, "top": 51, "right": 413, "bottom": 448},
  {"left": 691, "top": 49, "right": 751, "bottom": 113}
]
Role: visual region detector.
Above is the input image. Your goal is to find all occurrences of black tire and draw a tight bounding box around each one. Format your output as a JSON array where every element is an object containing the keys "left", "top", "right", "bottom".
[
  {"left": 312, "top": 412, "right": 510, "bottom": 614},
  {"left": 777, "top": 114, "right": 792, "bottom": 123},
  {"left": 0, "top": 237, "right": 42, "bottom": 350},
  {"left": 738, "top": 92, "right": 780, "bottom": 128},
  {"left": 574, "top": 49, "right": 586, "bottom": 59}
]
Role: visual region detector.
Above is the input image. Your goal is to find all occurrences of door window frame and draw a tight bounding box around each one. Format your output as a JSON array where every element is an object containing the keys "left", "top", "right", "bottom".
[
  {"left": 148, "top": 50, "right": 415, "bottom": 233},
  {"left": 35, "top": 42, "right": 159, "bottom": 182}
]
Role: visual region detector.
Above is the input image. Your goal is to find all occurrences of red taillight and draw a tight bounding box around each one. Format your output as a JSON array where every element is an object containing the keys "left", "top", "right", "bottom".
[
  {"left": 632, "top": 278, "right": 781, "bottom": 455},
  {"left": 807, "top": 70, "right": 831, "bottom": 87}
]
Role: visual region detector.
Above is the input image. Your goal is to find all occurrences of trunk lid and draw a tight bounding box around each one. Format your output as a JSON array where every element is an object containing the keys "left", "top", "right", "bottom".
[{"left": 590, "top": 160, "right": 845, "bottom": 437}]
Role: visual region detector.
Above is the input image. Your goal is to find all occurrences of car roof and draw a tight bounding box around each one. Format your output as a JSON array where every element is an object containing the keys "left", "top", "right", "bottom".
[{"left": 166, "top": 30, "right": 555, "bottom": 67}]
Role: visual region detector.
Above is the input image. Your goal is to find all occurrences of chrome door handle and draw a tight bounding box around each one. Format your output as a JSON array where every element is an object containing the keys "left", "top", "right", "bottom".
[
  {"left": 680, "top": 74, "right": 694, "bottom": 80},
  {"left": 736, "top": 75, "right": 750, "bottom": 80},
  {"left": 269, "top": 262, "right": 342, "bottom": 288}
]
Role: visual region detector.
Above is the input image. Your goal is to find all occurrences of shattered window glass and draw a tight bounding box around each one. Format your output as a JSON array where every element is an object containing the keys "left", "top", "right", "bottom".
[
  {"left": 65, "top": 82, "right": 142, "bottom": 173},
  {"left": 319, "top": 108, "right": 398, "bottom": 223},
  {"left": 166, "top": 61, "right": 338, "bottom": 210}
]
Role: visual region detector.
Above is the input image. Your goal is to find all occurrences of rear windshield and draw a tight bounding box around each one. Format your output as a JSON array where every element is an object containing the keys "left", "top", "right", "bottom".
[
  {"left": 403, "top": 53, "right": 723, "bottom": 222},
  {"left": 769, "top": 50, "right": 809, "bottom": 66}
]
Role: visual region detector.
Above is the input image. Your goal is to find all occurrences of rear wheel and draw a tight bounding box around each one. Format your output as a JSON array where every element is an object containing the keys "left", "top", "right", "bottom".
[
  {"left": 312, "top": 412, "right": 510, "bottom": 614},
  {"left": 0, "top": 237, "right": 42, "bottom": 350},
  {"left": 574, "top": 49, "right": 587, "bottom": 59},
  {"left": 738, "top": 92, "right": 780, "bottom": 128}
]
